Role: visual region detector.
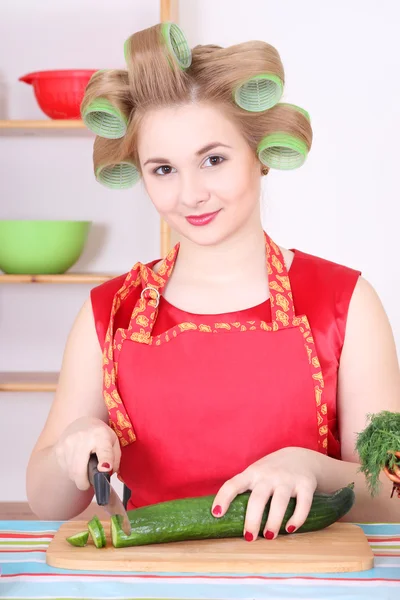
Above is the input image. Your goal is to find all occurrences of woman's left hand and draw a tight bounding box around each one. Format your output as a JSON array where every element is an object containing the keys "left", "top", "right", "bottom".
[{"left": 211, "top": 447, "right": 321, "bottom": 541}]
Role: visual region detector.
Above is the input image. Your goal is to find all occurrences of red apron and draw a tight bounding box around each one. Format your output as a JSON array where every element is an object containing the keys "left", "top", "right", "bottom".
[{"left": 102, "top": 232, "right": 328, "bottom": 509}]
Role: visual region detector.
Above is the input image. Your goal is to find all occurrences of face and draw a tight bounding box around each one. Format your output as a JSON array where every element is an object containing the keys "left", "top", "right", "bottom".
[{"left": 137, "top": 103, "right": 262, "bottom": 247}]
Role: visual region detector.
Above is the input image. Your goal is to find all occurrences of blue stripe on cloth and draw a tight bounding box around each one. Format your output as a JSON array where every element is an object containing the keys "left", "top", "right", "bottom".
[
  {"left": 0, "top": 553, "right": 46, "bottom": 563},
  {"left": 0, "top": 521, "right": 62, "bottom": 532},
  {"left": 356, "top": 523, "right": 400, "bottom": 536}
]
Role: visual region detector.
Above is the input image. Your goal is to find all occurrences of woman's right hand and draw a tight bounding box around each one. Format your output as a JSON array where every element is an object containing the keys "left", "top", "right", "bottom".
[{"left": 54, "top": 416, "right": 121, "bottom": 491}]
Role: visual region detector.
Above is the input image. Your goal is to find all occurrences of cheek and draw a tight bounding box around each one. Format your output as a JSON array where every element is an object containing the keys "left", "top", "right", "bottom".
[
  {"left": 215, "top": 166, "right": 260, "bottom": 208},
  {"left": 142, "top": 176, "right": 179, "bottom": 215}
]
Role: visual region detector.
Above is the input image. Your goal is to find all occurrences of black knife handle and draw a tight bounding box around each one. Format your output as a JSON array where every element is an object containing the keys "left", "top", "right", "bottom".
[{"left": 88, "top": 453, "right": 111, "bottom": 506}]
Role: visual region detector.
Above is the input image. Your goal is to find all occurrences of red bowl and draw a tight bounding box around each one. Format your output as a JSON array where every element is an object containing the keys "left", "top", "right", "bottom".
[{"left": 19, "top": 69, "right": 98, "bottom": 119}]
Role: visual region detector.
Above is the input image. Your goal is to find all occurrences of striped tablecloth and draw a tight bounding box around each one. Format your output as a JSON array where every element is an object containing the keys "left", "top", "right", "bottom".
[{"left": 1, "top": 520, "right": 400, "bottom": 599}]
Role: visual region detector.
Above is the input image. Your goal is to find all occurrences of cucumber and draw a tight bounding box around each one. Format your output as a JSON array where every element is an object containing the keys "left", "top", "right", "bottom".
[
  {"left": 87, "top": 516, "right": 106, "bottom": 548},
  {"left": 110, "top": 484, "right": 355, "bottom": 548},
  {"left": 66, "top": 531, "right": 89, "bottom": 547}
]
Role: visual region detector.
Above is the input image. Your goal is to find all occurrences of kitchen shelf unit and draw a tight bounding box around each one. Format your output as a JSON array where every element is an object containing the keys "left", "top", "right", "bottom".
[{"left": 0, "top": 0, "right": 178, "bottom": 398}]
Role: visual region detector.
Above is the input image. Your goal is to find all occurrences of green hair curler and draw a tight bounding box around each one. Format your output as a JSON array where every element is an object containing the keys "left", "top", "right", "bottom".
[
  {"left": 257, "top": 103, "right": 311, "bottom": 170},
  {"left": 161, "top": 22, "right": 192, "bottom": 70},
  {"left": 82, "top": 98, "right": 128, "bottom": 140},
  {"left": 258, "top": 133, "right": 308, "bottom": 170},
  {"left": 234, "top": 74, "right": 283, "bottom": 112},
  {"left": 95, "top": 161, "right": 140, "bottom": 189}
]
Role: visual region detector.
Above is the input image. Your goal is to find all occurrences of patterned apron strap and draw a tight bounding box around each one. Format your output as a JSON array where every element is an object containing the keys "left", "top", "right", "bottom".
[
  {"left": 265, "top": 232, "right": 296, "bottom": 329},
  {"left": 265, "top": 233, "right": 328, "bottom": 453},
  {"left": 102, "top": 243, "right": 180, "bottom": 446}
]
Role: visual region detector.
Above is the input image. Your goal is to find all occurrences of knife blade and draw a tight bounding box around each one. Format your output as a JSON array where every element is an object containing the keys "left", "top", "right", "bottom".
[{"left": 87, "top": 454, "right": 132, "bottom": 536}]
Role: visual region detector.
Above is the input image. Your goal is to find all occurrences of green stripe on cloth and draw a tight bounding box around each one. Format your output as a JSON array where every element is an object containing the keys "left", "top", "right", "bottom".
[
  {"left": 370, "top": 545, "right": 400, "bottom": 550},
  {"left": 0, "top": 540, "right": 48, "bottom": 546}
]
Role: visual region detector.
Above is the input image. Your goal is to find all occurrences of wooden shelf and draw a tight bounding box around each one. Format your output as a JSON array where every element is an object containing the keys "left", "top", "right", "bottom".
[
  {"left": 0, "top": 119, "right": 85, "bottom": 129},
  {"left": 0, "top": 372, "right": 58, "bottom": 392},
  {"left": 0, "top": 273, "right": 114, "bottom": 283},
  {"left": 0, "top": 119, "right": 92, "bottom": 136}
]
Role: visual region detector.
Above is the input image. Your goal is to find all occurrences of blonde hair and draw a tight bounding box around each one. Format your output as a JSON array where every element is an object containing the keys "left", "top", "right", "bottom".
[{"left": 81, "top": 23, "right": 313, "bottom": 189}]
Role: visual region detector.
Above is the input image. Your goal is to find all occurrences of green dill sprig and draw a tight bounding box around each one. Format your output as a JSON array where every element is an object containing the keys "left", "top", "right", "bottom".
[{"left": 355, "top": 411, "right": 400, "bottom": 496}]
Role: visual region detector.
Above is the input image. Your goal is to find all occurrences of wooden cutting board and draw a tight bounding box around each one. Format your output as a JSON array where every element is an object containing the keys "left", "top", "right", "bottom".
[{"left": 46, "top": 521, "right": 374, "bottom": 574}]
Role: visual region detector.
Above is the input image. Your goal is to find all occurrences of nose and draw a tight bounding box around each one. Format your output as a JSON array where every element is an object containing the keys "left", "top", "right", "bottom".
[{"left": 179, "top": 171, "right": 210, "bottom": 209}]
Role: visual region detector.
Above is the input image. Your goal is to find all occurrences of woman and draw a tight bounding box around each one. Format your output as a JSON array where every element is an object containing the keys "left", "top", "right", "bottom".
[{"left": 27, "top": 23, "right": 400, "bottom": 541}]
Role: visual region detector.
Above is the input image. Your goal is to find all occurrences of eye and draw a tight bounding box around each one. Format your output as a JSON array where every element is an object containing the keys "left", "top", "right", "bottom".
[
  {"left": 154, "top": 165, "right": 177, "bottom": 176},
  {"left": 203, "top": 155, "right": 225, "bottom": 168}
]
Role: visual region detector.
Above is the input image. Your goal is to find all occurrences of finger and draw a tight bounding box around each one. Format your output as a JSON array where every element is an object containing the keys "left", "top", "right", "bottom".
[
  {"left": 243, "top": 483, "right": 273, "bottom": 542},
  {"left": 74, "top": 432, "right": 114, "bottom": 490},
  {"left": 95, "top": 440, "right": 115, "bottom": 473},
  {"left": 285, "top": 485, "right": 315, "bottom": 534},
  {"left": 74, "top": 439, "right": 116, "bottom": 491},
  {"left": 212, "top": 472, "right": 250, "bottom": 518},
  {"left": 263, "top": 486, "right": 292, "bottom": 540},
  {"left": 112, "top": 436, "right": 122, "bottom": 473}
]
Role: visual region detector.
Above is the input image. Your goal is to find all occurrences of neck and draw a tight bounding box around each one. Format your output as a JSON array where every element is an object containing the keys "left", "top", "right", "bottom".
[{"left": 174, "top": 214, "right": 266, "bottom": 285}]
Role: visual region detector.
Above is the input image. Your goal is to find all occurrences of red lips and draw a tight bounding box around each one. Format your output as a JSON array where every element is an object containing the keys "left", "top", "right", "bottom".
[{"left": 185, "top": 210, "right": 220, "bottom": 226}]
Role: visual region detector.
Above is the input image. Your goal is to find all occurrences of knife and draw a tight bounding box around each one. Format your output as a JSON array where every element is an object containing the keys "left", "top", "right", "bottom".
[{"left": 87, "top": 454, "right": 132, "bottom": 536}]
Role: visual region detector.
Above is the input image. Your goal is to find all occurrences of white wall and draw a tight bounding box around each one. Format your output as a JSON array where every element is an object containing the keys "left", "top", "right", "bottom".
[{"left": 1, "top": 0, "right": 399, "bottom": 502}]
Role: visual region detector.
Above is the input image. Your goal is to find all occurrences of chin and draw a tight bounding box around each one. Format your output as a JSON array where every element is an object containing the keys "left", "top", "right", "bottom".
[{"left": 173, "top": 220, "right": 236, "bottom": 248}]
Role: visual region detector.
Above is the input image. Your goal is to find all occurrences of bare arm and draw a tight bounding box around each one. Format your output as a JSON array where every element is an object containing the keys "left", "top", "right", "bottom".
[
  {"left": 315, "top": 277, "right": 400, "bottom": 521},
  {"left": 26, "top": 298, "right": 115, "bottom": 520}
]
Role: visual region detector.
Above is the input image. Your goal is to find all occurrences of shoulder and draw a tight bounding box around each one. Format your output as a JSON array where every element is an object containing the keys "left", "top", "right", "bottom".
[
  {"left": 89, "top": 273, "right": 129, "bottom": 349},
  {"left": 289, "top": 248, "right": 361, "bottom": 301},
  {"left": 340, "top": 275, "right": 397, "bottom": 368},
  {"left": 91, "top": 272, "right": 129, "bottom": 307},
  {"left": 91, "top": 257, "right": 160, "bottom": 307},
  {"left": 290, "top": 248, "right": 361, "bottom": 282},
  {"left": 345, "top": 275, "right": 393, "bottom": 332},
  {"left": 90, "top": 258, "right": 159, "bottom": 347},
  {"left": 287, "top": 247, "right": 362, "bottom": 343}
]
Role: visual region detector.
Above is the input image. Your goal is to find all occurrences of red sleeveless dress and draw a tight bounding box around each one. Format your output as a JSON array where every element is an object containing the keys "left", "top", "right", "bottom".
[{"left": 91, "top": 234, "right": 361, "bottom": 509}]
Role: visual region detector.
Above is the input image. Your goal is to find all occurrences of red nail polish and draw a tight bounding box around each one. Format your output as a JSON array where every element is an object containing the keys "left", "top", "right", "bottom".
[
  {"left": 287, "top": 525, "right": 296, "bottom": 534},
  {"left": 101, "top": 462, "right": 111, "bottom": 469},
  {"left": 264, "top": 530, "right": 274, "bottom": 540},
  {"left": 244, "top": 531, "right": 254, "bottom": 542},
  {"left": 212, "top": 505, "right": 222, "bottom": 516}
]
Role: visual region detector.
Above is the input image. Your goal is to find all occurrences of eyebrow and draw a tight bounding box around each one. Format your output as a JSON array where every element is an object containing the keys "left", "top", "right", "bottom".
[{"left": 143, "top": 142, "right": 232, "bottom": 166}]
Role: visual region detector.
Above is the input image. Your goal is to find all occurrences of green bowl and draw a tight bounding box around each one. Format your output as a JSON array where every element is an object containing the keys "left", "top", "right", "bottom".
[{"left": 0, "top": 220, "right": 91, "bottom": 274}]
